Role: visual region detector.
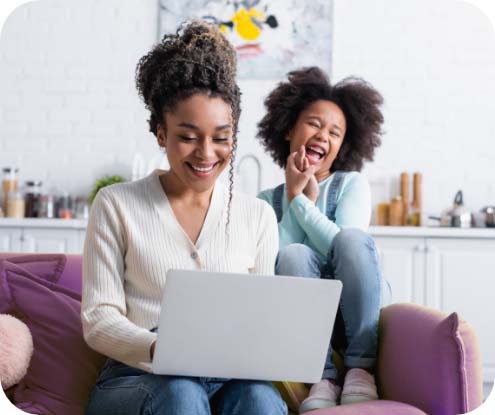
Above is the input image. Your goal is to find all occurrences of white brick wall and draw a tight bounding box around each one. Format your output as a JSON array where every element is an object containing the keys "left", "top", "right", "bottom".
[
  {"left": 0, "top": 0, "right": 494, "bottom": 219},
  {"left": 0, "top": 0, "right": 160, "bottom": 197},
  {"left": 332, "top": 0, "right": 495, "bottom": 218}
]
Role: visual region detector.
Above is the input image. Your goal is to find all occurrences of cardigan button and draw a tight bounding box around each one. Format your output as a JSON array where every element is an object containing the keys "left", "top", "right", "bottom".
[{"left": 190, "top": 252, "right": 198, "bottom": 260}]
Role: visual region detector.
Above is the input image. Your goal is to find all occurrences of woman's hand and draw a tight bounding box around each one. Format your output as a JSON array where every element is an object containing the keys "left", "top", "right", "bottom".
[
  {"left": 293, "top": 146, "right": 320, "bottom": 203},
  {"left": 150, "top": 340, "right": 156, "bottom": 360},
  {"left": 286, "top": 146, "right": 315, "bottom": 202}
]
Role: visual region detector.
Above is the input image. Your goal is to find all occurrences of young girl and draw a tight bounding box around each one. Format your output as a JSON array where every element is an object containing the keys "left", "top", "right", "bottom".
[
  {"left": 82, "top": 20, "right": 287, "bottom": 415},
  {"left": 258, "top": 67, "right": 387, "bottom": 412}
]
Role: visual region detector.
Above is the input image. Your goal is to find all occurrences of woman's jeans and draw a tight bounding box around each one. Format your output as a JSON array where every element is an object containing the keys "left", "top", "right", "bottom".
[
  {"left": 275, "top": 228, "right": 389, "bottom": 381},
  {"left": 85, "top": 358, "right": 288, "bottom": 415}
]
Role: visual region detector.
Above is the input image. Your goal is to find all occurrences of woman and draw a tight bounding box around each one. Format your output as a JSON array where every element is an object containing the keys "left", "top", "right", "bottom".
[
  {"left": 257, "top": 67, "right": 388, "bottom": 412},
  {"left": 82, "top": 20, "right": 287, "bottom": 415}
]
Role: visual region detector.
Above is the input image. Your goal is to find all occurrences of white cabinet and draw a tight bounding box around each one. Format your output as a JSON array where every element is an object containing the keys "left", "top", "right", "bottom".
[
  {"left": 0, "top": 219, "right": 87, "bottom": 254},
  {"left": 372, "top": 237, "right": 424, "bottom": 304},
  {"left": 0, "top": 228, "right": 23, "bottom": 252},
  {"left": 370, "top": 227, "right": 495, "bottom": 396}
]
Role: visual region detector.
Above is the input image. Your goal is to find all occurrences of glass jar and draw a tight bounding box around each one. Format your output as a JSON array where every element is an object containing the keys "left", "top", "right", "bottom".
[
  {"left": 74, "top": 197, "right": 89, "bottom": 220},
  {"left": 6, "top": 190, "right": 25, "bottom": 218},
  {"left": 24, "top": 181, "right": 42, "bottom": 218},
  {"left": 57, "top": 193, "right": 73, "bottom": 219},
  {"left": 2, "top": 167, "right": 19, "bottom": 214},
  {"left": 38, "top": 194, "right": 55, "bottom": 218}
]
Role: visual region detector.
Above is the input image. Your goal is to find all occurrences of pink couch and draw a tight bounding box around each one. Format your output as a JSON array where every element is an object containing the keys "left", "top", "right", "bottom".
[{"left": 0, "top": 253, "right": 484, "bottom": 415}]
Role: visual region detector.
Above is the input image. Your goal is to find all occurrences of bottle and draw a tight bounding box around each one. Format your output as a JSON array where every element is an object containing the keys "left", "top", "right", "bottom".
[
  {"left": 2, "top": 167, "right": 19, "bottom": 215},
  {"left": 24, "top": 181, "right": 42, "bottom": 218},
  {"left": 6, "top": 190, "right": 25, "bottom": 218}
]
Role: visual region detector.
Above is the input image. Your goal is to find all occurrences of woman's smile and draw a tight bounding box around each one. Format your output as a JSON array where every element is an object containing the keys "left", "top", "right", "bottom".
[{"left": 185, "top": 160, "right": 222, "bottom": 177}]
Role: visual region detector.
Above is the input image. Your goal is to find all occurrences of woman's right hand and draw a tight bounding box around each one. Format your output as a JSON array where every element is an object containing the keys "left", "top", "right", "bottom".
[{"left": 150, "top": 341, "right": 156, "bottom": 360}]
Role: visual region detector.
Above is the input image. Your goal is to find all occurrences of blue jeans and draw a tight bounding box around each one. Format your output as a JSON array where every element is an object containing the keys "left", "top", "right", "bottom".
[
  {"left": 275, "top": 228, "right": 389, "bottom": 381},
  {"left": 86, "top": 359, "right": 288, "bottom": 415}
]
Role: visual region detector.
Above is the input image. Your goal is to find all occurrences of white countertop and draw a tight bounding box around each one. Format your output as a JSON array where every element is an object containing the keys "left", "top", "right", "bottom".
[
  {"left": 1, "top": 218, "right": 494, "bottom": 238},
  {"left": 369, "top": 225, "right": 495, "bottom": 239},
  {"left": 0, "top": 218, "right": 88, "bottom": 229}
]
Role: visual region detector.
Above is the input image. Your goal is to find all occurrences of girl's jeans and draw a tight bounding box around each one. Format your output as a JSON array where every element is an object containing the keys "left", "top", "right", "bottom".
[
  {"left": 275, "top": 228, "right": 390, "bottom": 381},
  {"left": 85, "top": 359, "right": 288, "bottom": 415}
]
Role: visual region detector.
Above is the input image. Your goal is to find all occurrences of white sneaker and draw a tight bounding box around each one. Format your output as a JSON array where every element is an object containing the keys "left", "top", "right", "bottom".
[
  {"left": 299, "top": 379, "right": 342, "bottom": 413},
  {"left": 340, "top": 368, "right": 378, "bottom": 405}
]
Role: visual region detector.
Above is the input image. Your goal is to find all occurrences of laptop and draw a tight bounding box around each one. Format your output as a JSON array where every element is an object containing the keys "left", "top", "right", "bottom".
[{"left": 145, "top": 269, "right": 342, "bottom": 383}]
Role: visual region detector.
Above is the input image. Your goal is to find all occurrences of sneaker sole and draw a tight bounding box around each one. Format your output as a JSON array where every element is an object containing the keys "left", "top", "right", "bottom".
[
  {"left": 340, "top": 394, "right": 378, "bottom": 405},
  {"left": 299, "top": 398, "right": 338, "bottom": 413}
]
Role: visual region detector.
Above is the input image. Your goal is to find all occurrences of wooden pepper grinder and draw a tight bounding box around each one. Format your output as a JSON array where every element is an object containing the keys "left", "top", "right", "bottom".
[
  {"left": 400, "top": 172, "right": 409, "bottom": 225},
  {"left": 412, "top": 172, "right": 422, "bottom": 226}
]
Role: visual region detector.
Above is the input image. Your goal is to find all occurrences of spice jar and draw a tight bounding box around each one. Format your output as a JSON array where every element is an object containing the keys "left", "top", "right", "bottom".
[
  {"left": 38, "top": 194, "right": 55, "bottom": 218},
  {"left": 74, "top": 197, "right": 89, "bottom": 219},
  {"left": 57, "top": 193, "right": 73, "bottom": 219},
  {"left": 389, "top": 196, "right": 404, "bottom": 226},
  {"left": 24, "top": 181, "right": 42, "bottom": 218},
  {"left": 2, "top": 167, "right": 19, "bottom": 214},
  {"left": 6, "top": 190, "right": 25, "bottom": 218}
]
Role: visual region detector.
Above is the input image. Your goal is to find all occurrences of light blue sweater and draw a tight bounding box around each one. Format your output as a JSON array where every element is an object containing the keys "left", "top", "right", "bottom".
[{"left": 258, "top": 172, "right": 371, "bottom": 262}]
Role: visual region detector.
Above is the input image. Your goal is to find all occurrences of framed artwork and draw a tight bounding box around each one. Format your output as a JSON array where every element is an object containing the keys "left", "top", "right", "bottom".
[{"left": 158, "top": 0, "right": 333, "bottom": 79}]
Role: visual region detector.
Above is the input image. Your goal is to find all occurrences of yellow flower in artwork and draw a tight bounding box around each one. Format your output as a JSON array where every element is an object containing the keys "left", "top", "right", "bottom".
[
  {"left": 231, "top": 7, "right": 266, "bottom": 41},
  {"left": 219, "top": 24, "right": 228, "bottom": 34}
]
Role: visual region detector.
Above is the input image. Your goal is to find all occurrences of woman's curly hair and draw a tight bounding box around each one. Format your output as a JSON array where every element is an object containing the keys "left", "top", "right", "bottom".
[
  {"left": 135, "top": 20, "right": 241, "bottom": 227},
  {"left": 135, "top": 19, "right": 240, "bottom": 136},
  {"left": 257, "top": 67, "right": 384, "bottom": 172}
]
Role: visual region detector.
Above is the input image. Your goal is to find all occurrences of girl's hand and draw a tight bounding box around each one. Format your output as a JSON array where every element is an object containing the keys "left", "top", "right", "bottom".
[
  {"left": 293, "top": 146, "right": 319, "bottom": 203},
  {"left": 286, "top": 148, "right": 315, "bottom": 202},
  {"left": 304, "top": 174, "right": 320, "bottom": 203}
]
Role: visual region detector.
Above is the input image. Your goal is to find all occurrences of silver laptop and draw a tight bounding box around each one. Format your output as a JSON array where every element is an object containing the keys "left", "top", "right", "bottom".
[{"left": 148, "top": 269, "right": 342, "bottom": 383}]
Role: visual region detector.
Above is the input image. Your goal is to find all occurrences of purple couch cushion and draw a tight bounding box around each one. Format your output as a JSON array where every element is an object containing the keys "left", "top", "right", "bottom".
[
  {"left": 377, "top": 304, "right": 483, "bottom": 415},
  {"left": 0, "top": 259, "right": 105, "bottom": 415},
  {"left": 306, "top": 400, "right": 427, "bottom": 414},
  {"left": 3, "top": 254, "right": 66, "bottom": 284},
  {"left": 0, "top": 253, "right": 82, "bottom": 295}
]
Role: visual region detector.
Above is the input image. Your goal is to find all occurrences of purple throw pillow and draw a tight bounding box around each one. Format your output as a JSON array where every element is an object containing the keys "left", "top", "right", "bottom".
[
  {"left": 0, "top": 260, "right": 105, "bottom": 415},
  {"left": 3, "top": 254, "right": 66, "bottom": 284},
  {"left": 377, "top": 303, "right": 483, "bottom": 415}
]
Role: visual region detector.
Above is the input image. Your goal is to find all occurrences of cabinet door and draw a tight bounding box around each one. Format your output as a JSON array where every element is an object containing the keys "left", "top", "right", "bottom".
[
  {"left": 0, "top": 228, "right": 22, "bottom": 252},
  {"left": 372, "top": 236, "right": 426, "bottom": 304},
  {"left": 426, "top": 238, "right": 495, "bottom": 386},
  {"left": 21, "top": 228, "right": 80, "bottom": 253}
]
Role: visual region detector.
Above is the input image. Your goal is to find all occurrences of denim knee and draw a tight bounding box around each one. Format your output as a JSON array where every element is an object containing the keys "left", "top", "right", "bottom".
[
  {"left": 331, "top": 228, "right": 377, "bottom": 265},
  {"left": 86, "top": 374, "right": 209, "bottom": 415},
  {"left": 276, "top": 243, "right": 321, "bottom": 277},
  {"left": 220, "top": 380, "right": 287, "bottom": 414}
]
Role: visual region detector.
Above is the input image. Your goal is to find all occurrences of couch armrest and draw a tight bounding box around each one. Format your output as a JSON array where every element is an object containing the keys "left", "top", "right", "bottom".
[{"left": 376, "top": 303, "right": 483, "bottom": 415}]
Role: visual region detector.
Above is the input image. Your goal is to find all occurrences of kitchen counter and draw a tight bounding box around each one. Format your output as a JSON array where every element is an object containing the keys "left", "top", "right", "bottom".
[
  {"left": 1, "top": 219, "right": 494, "bottom": 238},
  {"left": 0, "top": 218, "right": 87, "bottom": 229},
  {"left": 369, "top": 225, "right": 495, "bottom": 239}
]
